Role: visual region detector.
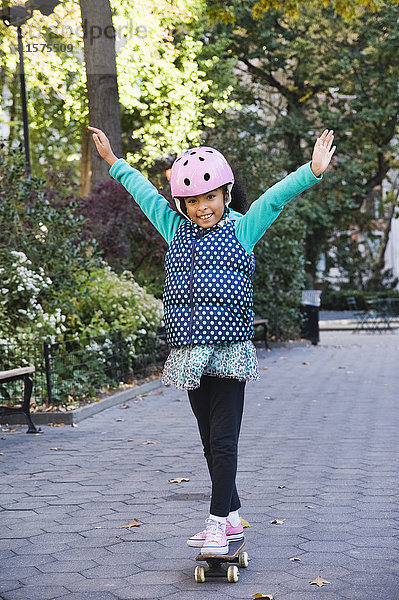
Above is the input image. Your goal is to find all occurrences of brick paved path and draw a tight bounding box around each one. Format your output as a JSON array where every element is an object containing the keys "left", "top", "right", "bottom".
[{"left": 1, "top": 331, "right": 399, "bottom": 600}]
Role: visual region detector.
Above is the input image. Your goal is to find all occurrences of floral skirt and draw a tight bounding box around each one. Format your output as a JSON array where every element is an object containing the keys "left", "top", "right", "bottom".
[{"left": 161, "top": 340, "right": 260, "bottom": 391}]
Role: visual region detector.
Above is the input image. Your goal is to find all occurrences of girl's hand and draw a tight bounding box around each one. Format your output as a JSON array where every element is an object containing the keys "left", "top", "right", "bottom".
[
  {"left": 311, "top": 129, "right": 336, "bottom": 177},
  {"left": 88, "top": 126, "right": 119, "bottom": 166}
]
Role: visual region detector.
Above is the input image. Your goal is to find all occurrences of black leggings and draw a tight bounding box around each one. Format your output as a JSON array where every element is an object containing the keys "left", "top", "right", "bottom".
[{"left": 187, "top": 375, "right": 245, "bottom": 517}]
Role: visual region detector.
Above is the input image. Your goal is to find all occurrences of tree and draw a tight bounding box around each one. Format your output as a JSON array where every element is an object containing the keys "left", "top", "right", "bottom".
[
  {"left": 205, "top": 0, "right": 398, "bottom": 21},
  {"left": 0, "top": 0, "right": 235, "bottom": 183},
  {"left": 200, "top": 1, "right": 399, "bottom": 289},
  {"left": 79, "top": 0, "right": 122, "bottom": 188}
]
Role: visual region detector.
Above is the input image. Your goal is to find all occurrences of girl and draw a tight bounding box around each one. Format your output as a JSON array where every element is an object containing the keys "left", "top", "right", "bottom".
[{"left": 89, "top": 126, "right": 336, "bottom": 555}]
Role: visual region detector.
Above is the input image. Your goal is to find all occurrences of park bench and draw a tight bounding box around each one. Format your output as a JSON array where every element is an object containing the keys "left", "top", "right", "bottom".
[{"left": 0, "top": 367, "right": 40, "bottom": 433}]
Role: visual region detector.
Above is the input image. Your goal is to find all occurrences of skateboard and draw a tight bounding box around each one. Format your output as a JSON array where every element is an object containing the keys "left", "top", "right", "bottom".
[{"left": 194, "top": 537, "right": 248, "bottom": 583}]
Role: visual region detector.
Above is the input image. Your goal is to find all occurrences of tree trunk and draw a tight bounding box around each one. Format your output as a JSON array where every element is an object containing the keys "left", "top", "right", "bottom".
[{"left": 79, "top": 0, "right": 123, "bottom": 190}]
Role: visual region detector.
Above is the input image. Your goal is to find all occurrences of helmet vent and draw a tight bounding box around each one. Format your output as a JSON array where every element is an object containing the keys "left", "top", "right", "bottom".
[
  {"left": 204, "top": 173, "right": 210, "bottom": 181},
  {"left": 184, "top": 178, "right": 191, "bottom": 186},
  {"left": 198, "top": 157, "right": 205, "bottom": 161},
  {"left": 175, "top": 157, "right": 182, "bottom": 162},
  {"left": 190, "top": 151, "right": 197, "bottom": 155},
  {"left": 183, "top": 160, "right": 189, "bottom": 166},
  {"left": 205, "top": 150, "right": 213, "bottom": 153}
]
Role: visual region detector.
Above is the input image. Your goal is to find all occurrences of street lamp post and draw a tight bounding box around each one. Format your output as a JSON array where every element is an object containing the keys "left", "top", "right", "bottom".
[{"left": 0, "top": 1, "right": 60, "bottom": 176}]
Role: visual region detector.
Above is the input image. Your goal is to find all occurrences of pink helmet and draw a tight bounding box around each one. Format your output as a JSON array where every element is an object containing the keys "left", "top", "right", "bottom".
[{"left": 170, "top": 146, "right": 234, "bottom": 218}]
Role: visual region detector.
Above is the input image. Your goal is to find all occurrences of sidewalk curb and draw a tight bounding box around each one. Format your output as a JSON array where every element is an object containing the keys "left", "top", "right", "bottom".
[{"left": 1, "top": 378, "right": 163, "bottom": 428}]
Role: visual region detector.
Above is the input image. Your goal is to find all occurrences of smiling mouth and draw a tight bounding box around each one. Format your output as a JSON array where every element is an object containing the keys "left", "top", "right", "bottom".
[{"left": 198, "top": 213, "right": 213, "bottom": 221}]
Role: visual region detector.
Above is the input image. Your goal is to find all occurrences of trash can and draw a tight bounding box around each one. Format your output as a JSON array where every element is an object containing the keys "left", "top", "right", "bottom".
[{"left": 300, "top": 290, "right": 322, "bottom": 345}]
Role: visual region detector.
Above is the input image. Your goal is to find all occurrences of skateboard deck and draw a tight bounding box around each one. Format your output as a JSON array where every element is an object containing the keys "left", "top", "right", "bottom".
[{"left": 194, "top": 537, "right": 248, "bottom": 582}]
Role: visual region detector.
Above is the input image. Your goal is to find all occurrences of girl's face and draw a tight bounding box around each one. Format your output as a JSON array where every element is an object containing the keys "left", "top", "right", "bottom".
[{"left": 184, "top": 187, "right": 225, "bottom": 228}]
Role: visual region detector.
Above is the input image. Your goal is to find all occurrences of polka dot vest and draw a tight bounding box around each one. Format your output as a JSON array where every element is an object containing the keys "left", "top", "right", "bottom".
[{"left": 163, "top": 219, "right": 255, "bottom": 347}]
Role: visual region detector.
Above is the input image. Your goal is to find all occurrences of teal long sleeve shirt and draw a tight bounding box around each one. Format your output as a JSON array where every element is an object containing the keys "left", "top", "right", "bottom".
[{"left": 109, "top": 159, "right": 322, "bottom": 254}]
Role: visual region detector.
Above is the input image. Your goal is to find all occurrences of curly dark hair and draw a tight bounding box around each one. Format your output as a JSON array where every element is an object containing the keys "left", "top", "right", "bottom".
[
  {"left": 229, "top": 167, "right": 248, "bottom": 214},
  {"left": 177, "top": 167, "right": 248, "bottom": 217}
]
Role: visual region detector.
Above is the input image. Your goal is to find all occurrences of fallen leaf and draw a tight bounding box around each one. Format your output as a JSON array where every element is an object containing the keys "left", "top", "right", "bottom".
[
  {"left": 116, "top": 418, "right": 125, "bottom": 422},
  {"left": 71, "top": 423, "right": 78, "bottom": 427},
  {"left": 2, "top": 427, "right": 17, "bottom": 432},
  {"left": 240, "top": 518, "right": 251, "bottom": 528},
  {"left": 251, "top": 594, "right": 274, "bottom": 599},
  {"left": 302, "top": 361, "right": 310, "bottom": 365},
  {"left": 262, "top": 366, "right": 268, "bottom": 370},
  {"left": 50, "top": 447, "right": 63, "bottom": 451},
  {"left": 305, "top": 505, "right": 315, "bottom": 509},
  {"left": 0, "top": 452, "right": 3, "bottom": 455},
  {"left": 154, "top": 391, "right": 164, "bottom": 395},
  {"left": 278, "top": 485, "right": 285, "bottom": 489},
  {"left": 94, "top": 526, "right": 102, "bottom": 529},
  {"left": 270, "top": 519, "right": 284, "bottom": 525},
  {"left": 119, "top": 519, "right": 142, "bottom": 528},
  {"left": 309, "top": 576, "right": 331, "bottom": 587},
  {"left": 120, "top": 403, "right": 130, "bottom": 409},
  {"left": 168, "top": 477, "right": 190, "bottom": 483},
  {"left": 48, "top": 423, "right": 65, "bottom": 427},
  {"left": 289, "top": 557, "right": 301, "bottom": 561},
  {"left": 127, "top": 439, "right": 135, "bottom": 442},
  {"left": 143, "top": 440, "right": 159, "bottom": 445},
  {"left": 346, "top": 370, "right": 354, "bottom": 374}
]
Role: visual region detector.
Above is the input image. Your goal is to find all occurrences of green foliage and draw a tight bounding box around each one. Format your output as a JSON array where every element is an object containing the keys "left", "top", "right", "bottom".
[
  {"left": 115, "top": 0, "right": 237, "bottom": 169},
  {"left": 79, "top": 178, "right": 167, "bottom": 299},
  {"left": 201, "top": 0, "right": 399, "bottom": 293},
  {"left": 0, "top": 1, "right": 87, "bottom": 182},
  {"left": 252, "top": 209, "right": 306, "bottom": 339},
  {"left": 0, "top": 145, "right": 163, "bottom": 342},
  {"left": 251, "top": 0, "right": 390, "bottom": 21},
  {"left": 68, "top": 266, "right": 163, "bottom": 340},
  {"left": 0, "top": 145, "right": 164, "bottom": 405},
  {"left": 1, "top": 0, "right": 236, "bottom": 180},
  {"left": 0, "top": 142, "right": 97, "bottom": 307}
]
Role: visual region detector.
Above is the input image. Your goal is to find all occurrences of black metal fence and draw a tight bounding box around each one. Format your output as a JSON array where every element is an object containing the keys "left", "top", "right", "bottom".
[{"left": 0, "top": 329, "right": 168, "bottom": 407}]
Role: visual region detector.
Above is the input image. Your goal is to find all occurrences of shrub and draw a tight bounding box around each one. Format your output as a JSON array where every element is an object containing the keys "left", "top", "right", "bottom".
[
  {"left": 252, "top": 208, "right": 306, "bottom": 340},
  {"left": 79, "top": 179, "right": 168, "bottom": 298},
  {"left": 0, "top": 144, "right": 164, "bottom": 405}
]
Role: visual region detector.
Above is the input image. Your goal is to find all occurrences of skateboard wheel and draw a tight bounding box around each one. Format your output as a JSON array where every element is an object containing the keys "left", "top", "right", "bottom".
[
  {"left": 238, "top": 551, "right": 248, "bottom": 568},
  {"left": 227, "top": 565, "right": 239, "bottom": 583},
  {"left": 194, "top": 565, "right": 206, "bottom": 583}
]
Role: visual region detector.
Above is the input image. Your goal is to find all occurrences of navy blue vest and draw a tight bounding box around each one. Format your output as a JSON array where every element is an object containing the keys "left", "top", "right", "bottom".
[{"left": 163, "top": 219, "right": 255, "bottom": 347}]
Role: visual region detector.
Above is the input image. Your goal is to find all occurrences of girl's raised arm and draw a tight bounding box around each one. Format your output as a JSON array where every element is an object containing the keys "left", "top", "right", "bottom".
[
  {"left": 89, "top": 127, "right": 184, "bottom": 244},
  {"left": 235, "top": 130, "right": 336, "bottom": 253}
]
